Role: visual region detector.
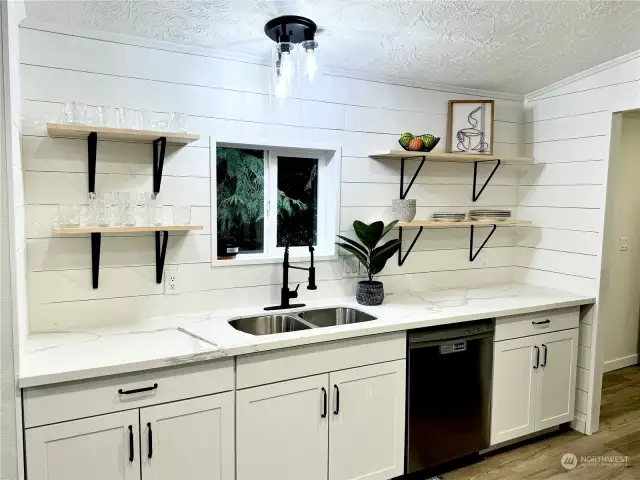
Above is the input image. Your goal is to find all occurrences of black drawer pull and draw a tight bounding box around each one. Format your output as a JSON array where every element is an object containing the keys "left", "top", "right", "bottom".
[
  {"left": 128, "top": 425, "right": 134, "bottom": 462},
  {"left": 532, "top": 319, "right": 551, "bottom": 325},
  {"left": 533, "top": 346, "right": 540, "bottom": 369},
  {"left": 118, "top": 383, "right": 158, "bottom": 395},
  {"left": 541, "top": 344, "right": 548, "bottom": 367},
  {"left": 333, "top": 385, "right": 340, "bottom": 415},
  {"left": 147, "top": 422, "right": 153, "bottom": 458},
  {"left": 321, "top": 388, "right": 327, "bottom": 418}
]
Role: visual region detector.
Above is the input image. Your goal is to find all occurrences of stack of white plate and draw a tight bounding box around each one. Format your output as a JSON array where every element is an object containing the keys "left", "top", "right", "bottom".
[
  {"left": 431, "top": 212, "right": 466, "bottom": 222},
  {"left": 468, "top": 209, "right": 511, "bottom": 221}
]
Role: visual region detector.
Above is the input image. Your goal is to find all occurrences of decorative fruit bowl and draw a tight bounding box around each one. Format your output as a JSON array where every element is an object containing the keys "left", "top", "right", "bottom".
[{"left": 398, "top": 133, "right": 440, "bottom": 152}]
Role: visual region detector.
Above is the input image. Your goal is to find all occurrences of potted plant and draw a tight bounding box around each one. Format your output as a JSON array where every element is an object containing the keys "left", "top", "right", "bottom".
[{"left": 336, "top": 220, "right": 400, "bottom": 306}]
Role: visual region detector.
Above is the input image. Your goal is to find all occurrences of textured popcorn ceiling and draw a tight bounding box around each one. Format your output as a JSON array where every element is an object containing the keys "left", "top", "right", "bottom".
[{"left": 24, "top": 0, "right": 640, "bottom": 94}]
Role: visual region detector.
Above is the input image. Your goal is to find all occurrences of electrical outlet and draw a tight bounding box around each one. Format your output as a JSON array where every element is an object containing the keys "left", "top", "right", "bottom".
[
  {"left": 620, "top": 237, "right": 630, "bottom": 252},
  {"left": 164, "top": 271, "right": 179, "bottom": 294}
]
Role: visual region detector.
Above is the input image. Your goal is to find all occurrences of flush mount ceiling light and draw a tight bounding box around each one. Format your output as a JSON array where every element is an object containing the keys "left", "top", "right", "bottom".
[{"left": 264, "top": 15, "right": 319, "bottom": 99}]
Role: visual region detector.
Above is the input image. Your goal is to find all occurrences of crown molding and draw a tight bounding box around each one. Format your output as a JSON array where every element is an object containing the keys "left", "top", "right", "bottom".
[
  {"left": 525, "top": 47, "right": 640, "bottom": 102},
  {"left": 21, "top": 18, "right": 524, "bottom": 103}
]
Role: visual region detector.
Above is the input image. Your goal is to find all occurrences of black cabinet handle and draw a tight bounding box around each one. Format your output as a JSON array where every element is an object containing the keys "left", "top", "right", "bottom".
[
  {"left": 541, "top": 344, "right": 548, "bottom": 367},
  {"left": 333, "top": 385, "right": 340, "bottom": 415},
  {"left": 118, "top": 383, "right": 158, "bottom": 395},
  {"left": 147, "top": 422, "right": 153, "bottom": 458},
  {"left": 128, "top": 425, "right": 134, "bottom": 462},
  {"left": 532, "top": 319, "right": 551, "bottom": 325},
  {"left": 321, "top": 388, "right": 327, "bottom": 418},
  {"left": 533, "top": 346, "right": 540, "bottom": 369}
]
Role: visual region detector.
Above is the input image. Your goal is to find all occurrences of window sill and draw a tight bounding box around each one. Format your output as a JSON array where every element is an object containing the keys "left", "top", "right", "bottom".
[{"left": 211, "top": 253, "right": 339, "bottom": 268}]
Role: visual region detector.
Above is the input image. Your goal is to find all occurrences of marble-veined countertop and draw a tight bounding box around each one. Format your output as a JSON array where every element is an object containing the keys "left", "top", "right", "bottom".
[{"left": 19, "top": 283, "right": 595, "bottom": 388}]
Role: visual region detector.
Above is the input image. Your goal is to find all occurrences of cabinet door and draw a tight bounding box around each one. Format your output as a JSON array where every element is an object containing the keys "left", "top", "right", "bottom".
[
  {"left": 329, "top": 360, "right": 406, "bottom": 480},
  {"left": 140, "top": 392, "right": 234, "bottom": 480},
  {"left": 490, "top": 336, "right": 538, "bottom": 445},
  {"left": 25, "top": 410, "right": 140, "bottom": 480},
  {"left": 236, "top": 374, "right": 329, "bottom": 480},
  {"left": 536, "top": 329, "right": 579, "bottom": 431}
]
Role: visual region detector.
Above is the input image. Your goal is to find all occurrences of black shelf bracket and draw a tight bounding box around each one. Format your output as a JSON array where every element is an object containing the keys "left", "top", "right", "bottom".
[
  {"left": 155, "top": 230, "right": 169, "bottom": 283},
  {"left": 88, "top": 132, "right": 97, "bottom": 194},
  {"left": 400, "top": 156, "right": 426, "bottom": 199},
  {"left": 153, "top": 137, "right": 167, "bottom": 195},
  {"left": 397, "top": 226, "right": 424, "bottom": 266},
  {"left": 469, "top": 224, "right": 497, "bottom": 262},
  {"left": 91, "top": 232, "right": 101, "bottom": 289},
  {"left": 472, "top": 159, "right": 501, "bottom": 202}
]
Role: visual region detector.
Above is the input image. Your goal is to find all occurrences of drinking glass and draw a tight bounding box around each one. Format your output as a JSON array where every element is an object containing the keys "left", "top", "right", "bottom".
[
  {"left": 170, "top": 113, "right": 187, "bottom": 132},
  {"left": 122, "top": 109, "right": 139, "bottom": 130},
  {"left": 87, "top": 106, "right": 104, "bottom": 126},
  {"left": 119, "top": 192, "right": 137, "bottom": 226},
  {"left": 89, "top": 194, "right": 111, "bottom": 227},
  {"left": 146, "top": 193, "right": 164, "bottom": 226},
  {"left": 61, "top": 101, "right": 74, "bottom": 124},
  {"left": 57, "top": 205, "right": 80, "bottom": 227},
  {"left": 173, "top": 205, "right": 191, "bottom": 225},
  {"left": 72, "top": 102, "right": 87, "bottom": 124},
  {"left": 103, "top": 107, "right": 120, "bottom": 128},
  {"left": 152, "top": 113, "right": 171, "bottom": 131},
  {"left": 79, "top": 205, "right": 94, "bottom": 227}
]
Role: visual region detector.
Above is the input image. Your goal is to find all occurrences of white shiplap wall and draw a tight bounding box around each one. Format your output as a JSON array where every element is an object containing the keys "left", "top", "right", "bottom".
[
  {"left": 520, "top": 49, "right": 640, "bottom": 434},
  {"left": 19, "top": 26, "right": 525, "bottom": 332}
]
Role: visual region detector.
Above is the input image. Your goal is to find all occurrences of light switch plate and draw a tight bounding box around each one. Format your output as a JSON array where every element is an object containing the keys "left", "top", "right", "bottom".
[
  {"left": 343, "top": 257, "right": 360, "bottom": 277},
  {"left": 620, "top": 237, "right": 630, "bottom": 252}
]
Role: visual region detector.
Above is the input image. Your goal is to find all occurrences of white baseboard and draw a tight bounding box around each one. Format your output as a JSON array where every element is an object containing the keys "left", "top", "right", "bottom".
[{"left": 604, "top": 353, "right": 639, "bottom": 372}]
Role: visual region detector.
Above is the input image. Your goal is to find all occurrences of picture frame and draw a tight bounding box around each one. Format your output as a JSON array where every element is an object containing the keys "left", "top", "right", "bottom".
[{"left": 446, "top": 99, "right": 494, "bottom": 155}]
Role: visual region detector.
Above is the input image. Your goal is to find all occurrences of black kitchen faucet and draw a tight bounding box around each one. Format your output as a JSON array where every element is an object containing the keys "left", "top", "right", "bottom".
[{"left": 264, "top": 245, "right": 317, "bottom": 311}]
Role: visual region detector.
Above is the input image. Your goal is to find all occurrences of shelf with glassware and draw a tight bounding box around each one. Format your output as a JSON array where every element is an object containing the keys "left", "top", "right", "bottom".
[
  {"left": 395, "top": 219, "right": 531, "bottom": 266},
  {"left": 48, "top": 117, "right": 202, "bottom": 290},
  {"left": 369, "top": 150, "right": 533, "bottom": 202}
]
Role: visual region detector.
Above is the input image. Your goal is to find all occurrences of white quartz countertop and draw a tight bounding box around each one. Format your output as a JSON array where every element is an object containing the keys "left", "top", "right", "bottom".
[{"left": 19, "top": 283, "right": 595, "bottom": 388}]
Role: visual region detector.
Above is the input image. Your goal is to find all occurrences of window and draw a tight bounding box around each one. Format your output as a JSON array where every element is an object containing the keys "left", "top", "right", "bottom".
[{"left": 212, "top": 140, "right": 339, "bottom": 265}]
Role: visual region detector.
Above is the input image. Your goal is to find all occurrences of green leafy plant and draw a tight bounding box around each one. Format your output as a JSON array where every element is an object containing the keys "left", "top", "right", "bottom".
[
  {"left": 336, "top": 220, "right": 400, "bottom": 283},
  {"left": 216, "top": 147, "right": 308, "bottom": 237}
]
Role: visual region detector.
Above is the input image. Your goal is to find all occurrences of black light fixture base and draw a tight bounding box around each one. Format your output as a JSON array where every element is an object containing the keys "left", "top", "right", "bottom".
[{"left": 264, "top": 15, "right": 317, "bottom": 43}]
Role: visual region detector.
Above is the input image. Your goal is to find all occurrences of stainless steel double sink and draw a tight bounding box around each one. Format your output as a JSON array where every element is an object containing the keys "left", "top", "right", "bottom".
[{"left": 228, "top": 307, "right": 378, "bottom": 335}]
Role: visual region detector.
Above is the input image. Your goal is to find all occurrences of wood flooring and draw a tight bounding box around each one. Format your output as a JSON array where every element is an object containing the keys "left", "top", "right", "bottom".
[{"left": 446, "top": 365, "right": 640, "bottom": 479}]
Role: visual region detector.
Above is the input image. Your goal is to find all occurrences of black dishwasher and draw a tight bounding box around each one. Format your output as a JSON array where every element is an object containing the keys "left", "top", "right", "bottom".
[{"left": 405, "top": 320, "right": 494, "bottom": 475}]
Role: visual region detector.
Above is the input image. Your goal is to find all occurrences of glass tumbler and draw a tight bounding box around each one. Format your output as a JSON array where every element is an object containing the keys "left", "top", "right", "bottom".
[
  {"left": 90, "top": 195, "right": 111, "bottom": 227},
  {"left": 57, "top": 205, "right": 80, "bottom": 227},
  {"left": 103, "top": 107, "right": 120, "bottom": 128},
  {"left": 61, "top": 101, "right": 74, "bottom": 124},
  {"left": 119, "top": 192, "right": 137, "bottom": 226},
  {"left": 146, "top": 193, "right": 164, "bottom": 226},
  {"left": 72, "top": 102, "right": 87, "bottom": 124},
  {"left": 172, "top": 205, "right": 191, "bottom": 225},
  {"left": 170, "top": 113, "right": 187, "bottom": 132}
]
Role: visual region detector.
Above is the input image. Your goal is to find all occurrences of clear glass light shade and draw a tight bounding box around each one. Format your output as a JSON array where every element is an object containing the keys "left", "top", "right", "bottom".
[
  {"left": 300, "top": 40, "right": 320, "bottom": 83},
  {"left": 271, "top": 42, "right": 298, "bottom": 101}
]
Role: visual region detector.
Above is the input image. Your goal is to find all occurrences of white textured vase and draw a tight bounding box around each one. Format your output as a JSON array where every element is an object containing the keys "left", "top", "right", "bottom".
[{"left": 391, "top": 199, "right": 416, "bottom": 222}]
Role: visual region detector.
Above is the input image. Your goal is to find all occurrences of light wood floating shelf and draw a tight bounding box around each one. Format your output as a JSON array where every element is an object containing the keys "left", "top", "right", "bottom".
[
  {"left": 369, "top": 150, "right": 533, "bottom": 164},
  {"left": 54, "top": 225, "right": 203, "bottom": 235},
  {"left": 396, "top": 219, "right": 531, "bottom": 229},
  {"left": 47, "top": 123, "right": 200, "bottom": 145}
]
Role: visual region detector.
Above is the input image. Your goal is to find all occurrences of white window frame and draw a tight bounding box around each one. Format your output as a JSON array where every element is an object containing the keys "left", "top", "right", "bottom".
[{"left": 210, "top": 135, "right": 341, "bottom": 267}]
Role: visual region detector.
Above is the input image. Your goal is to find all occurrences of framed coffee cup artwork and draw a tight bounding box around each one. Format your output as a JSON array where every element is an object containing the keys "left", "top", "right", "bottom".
[{"left": 446, "top": 99, "right": 494, "bottom": 155}]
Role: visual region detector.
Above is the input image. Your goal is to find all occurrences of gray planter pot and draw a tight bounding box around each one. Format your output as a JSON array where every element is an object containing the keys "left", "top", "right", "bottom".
[
  {"left": 391, "top": 199, "right": 416, "bottom": 222},
  {"left": 356, "top": 281, "right": 384, "bottom": 306}
]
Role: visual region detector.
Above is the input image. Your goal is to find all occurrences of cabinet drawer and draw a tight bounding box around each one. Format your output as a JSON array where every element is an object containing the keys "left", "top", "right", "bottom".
[
  {"left": 23, "top": 359, "right": 233, "bottom": 428},
  {"left": 495, "top": 307, "right": 579, "bottom": 341},
  {"left": 236, "top": 332, "right": 406, "bottom": 389}
]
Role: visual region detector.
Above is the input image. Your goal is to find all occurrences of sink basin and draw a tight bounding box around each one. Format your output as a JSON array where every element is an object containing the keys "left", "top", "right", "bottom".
[
  {"left": 297, "top": 307, "right": 378, "bottom": 328},
  {"left": 228, "top": 315, "right": 311, "bottom": 335}
]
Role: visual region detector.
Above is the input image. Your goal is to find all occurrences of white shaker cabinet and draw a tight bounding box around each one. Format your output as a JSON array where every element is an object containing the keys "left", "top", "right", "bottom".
[
  {"left": 236, "top": 374, "right": 329, "bottom": 480},
  {"left": 490, "top": 336, "right": 538, "bottom": 445},
  {"left": 329, "top": 361, "right": 406, "bottom": 480},
  {"left": 491, "top": 325, "right": 579, "bottom": 445},
  {"left": 26, "top": 410, "right": 141, "bottom": 480},
  {"left": 140, "top": 392, "right": 235, "bottom": 480},
  {"left": 536, "top": 329, "right": 579, "bottom": 430}
]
